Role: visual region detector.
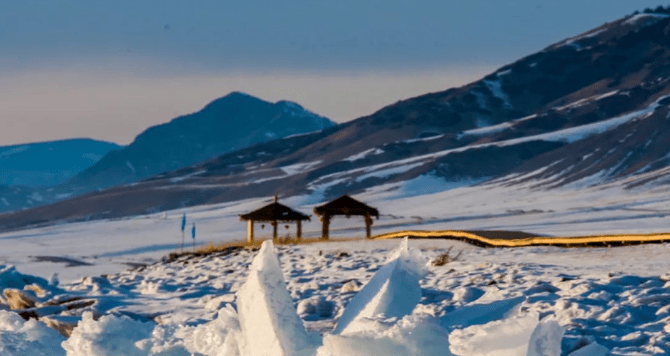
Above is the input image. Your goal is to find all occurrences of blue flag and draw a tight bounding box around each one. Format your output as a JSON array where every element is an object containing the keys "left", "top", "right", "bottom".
[
  {"left": 181, "top": 213, "right": 186, "bottom": 232},
  {"left": 191, "top": 223, "right": 196, "bottom": 240}
]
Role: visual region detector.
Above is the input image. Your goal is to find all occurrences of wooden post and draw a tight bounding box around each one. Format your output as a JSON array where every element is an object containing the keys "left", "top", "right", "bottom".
[
  {"left": 365, "top": 213, "right": 373, "bottom": 239},
  {"left": 247, "top": 220, "right": 254, "bottom": 243},
  {"left": 321, "top": 214, "right": 330, "bottom": 240},
  {"left": 297, "top": 220, "right": 302, "bottom": 239},
  {"left": 272, "top": 220, "right": 278, "bottom": 239}
]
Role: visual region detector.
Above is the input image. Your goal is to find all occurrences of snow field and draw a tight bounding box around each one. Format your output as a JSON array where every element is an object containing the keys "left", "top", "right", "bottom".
[
  {"left": 10, "top": 238, "right": 663, "bottom": 354},
  {"left": 3, "top": 165, "right": 670, "bottom": 286}
]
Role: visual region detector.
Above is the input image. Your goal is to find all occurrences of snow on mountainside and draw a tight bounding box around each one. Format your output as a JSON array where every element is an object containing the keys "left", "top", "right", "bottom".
[{"left": 0, "top": 139, "right": 121, "bottom": 187}]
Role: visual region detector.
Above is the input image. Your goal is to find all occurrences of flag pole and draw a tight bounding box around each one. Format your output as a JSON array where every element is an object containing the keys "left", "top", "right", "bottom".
[
  {"left": 191, "top": 223, "right": 196, "bottom": 252},
  {"left": 181, "top": 213, "right": 187, "bottom": 253}
]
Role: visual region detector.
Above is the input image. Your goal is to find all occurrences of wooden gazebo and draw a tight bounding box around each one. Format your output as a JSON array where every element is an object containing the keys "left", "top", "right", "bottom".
[
  {"left": 240, "top": 196, "right": 310, "bottom": 243},
  {"left": 313, "top": 195, "right": 379, "bottom": 239}
]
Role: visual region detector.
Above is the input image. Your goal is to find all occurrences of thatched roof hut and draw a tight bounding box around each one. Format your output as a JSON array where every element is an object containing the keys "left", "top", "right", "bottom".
[
  {"left": 313, "top": 195, "right": 379, "bottom": 239},
  {"left": 314, "top": 195, "right": 379, "bottom": 218},
  {"left": 240, "top": 196, "right": 310, "bottom": 242}
]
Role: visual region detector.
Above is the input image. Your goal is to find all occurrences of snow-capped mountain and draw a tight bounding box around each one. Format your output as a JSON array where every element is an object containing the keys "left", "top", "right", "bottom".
[
  {"left": 2, "top": 11, "right": 670, "bottom": 230},
  {"left": 0, "top": 139, "right": 121, "bottom": 188}
]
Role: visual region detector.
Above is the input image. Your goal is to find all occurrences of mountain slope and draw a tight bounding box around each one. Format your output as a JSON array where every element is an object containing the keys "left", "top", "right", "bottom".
[
  {"left": 66, "top": 92, "right": 335, "bottom": 191},
  {"left": 2, "top": 12, "right": 670, "bottom": 230},
  {"left": 0, "top": 138, "right": 121, "bottom": 187},
  {"left": 0, "top": 93, "right": 335, "bottom": 214}
]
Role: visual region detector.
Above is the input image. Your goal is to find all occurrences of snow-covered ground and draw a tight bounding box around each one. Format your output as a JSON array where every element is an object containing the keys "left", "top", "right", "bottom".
[
  {"left": 1, "top": 172, "right": 670, "bottom": 354},
  {"left": 1, "top": 172, "right": 670, "bottom": 283},
  {"left": 4, "top": 237, "right": 669, "bottom": 354}
]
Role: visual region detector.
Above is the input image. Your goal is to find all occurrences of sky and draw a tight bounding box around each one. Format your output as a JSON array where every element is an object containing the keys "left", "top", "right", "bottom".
[{"left": 0, "top": 0, "right": 665, "bottom": 146}]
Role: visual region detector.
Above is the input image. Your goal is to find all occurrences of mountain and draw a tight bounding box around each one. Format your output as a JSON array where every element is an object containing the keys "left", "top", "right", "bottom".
[
  {"left": 2, "top": 11, "right": 670, "bottom": 230},
  {"left": 65, "top": 92, "right": 336, "bottom": 191},
  {"left": 0, "top": 93, "right": 335, "bottom": 213},
  {"left": 0, "top": 138, "right": 121, "bottom": 187}
]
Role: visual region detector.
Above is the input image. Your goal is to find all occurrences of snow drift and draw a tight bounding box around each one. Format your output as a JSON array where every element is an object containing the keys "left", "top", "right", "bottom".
[
  {"left": 0, "top": 238, "right": 612, "bottom": 355},
  {"left": 0, "top": 310, "right": 66, "bottom": 356}
]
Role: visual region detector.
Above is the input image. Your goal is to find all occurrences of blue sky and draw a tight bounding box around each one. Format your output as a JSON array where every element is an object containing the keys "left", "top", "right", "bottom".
[{"left": 0, "top": 1, "right": 664, "bottom": 145}]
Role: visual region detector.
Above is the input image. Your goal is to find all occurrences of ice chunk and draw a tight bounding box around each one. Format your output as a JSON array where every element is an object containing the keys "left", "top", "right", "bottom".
[
  {"left": 449, "top": 312, "right": 539, "bottom": 356},
  {"left": 526, "top": 319, "right": 564, "bottom": 356},
  {"left": 383, "top": 314, "right": 453, "bottom": 356},
  {"left": 184, "top": 305, "right": 242, "bottom": 356},
  {"left": 317, "top": 314, "right": 451, "bottom": 356},
  {"left": 135, "top": 324, "right": 190, "bottom": 356},
  {"left": 0, "top": 265, "right": 50, "bottom": 291},
  {"left": 566, "top": 342, "right": 608, "bottom": 356},
  {"left": 49, "top": 273, "right": 60, "bottom": 287},
  {"left": 318, "top": 334, "right": 409, "bottom": 356},
  {"left": 333, "top": 237, "right": 426, "bottom": 335},
  {"left": 61, "top": 311, "right": 155, "bottom": 356},
  {"left": 0, "top": 310, "right": 66, "bottom": 356},
  {"left": 442, "top": 296, "right": 525, "bottom": 329},
  {"left": 236, "top": 240, "right": 318, "bottom": 356},
  {"left": 317, "top": 314, "right": 452, "bottom": 356}
]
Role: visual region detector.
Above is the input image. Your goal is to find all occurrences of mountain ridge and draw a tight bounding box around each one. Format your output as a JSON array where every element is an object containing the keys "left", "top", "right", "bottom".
[
  {"left": 0, "top": 138, "right": 122, "bottom": 188},
  {"left": 65, "top": 91, "right": 336, "bottom": 190},
  {"left": 2, "top": 12, "right": 670, "bottom": 230},
  {"left": 0, "top": 93, "right": 335, "bottom": 213}
]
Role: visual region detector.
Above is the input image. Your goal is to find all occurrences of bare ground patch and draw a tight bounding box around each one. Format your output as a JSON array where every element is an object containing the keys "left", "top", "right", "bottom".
[{"left": 31, "top": 256, "right": 93, "bottom": 267}]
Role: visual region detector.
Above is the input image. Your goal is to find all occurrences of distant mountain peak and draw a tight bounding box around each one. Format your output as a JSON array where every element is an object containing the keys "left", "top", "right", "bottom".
[
  {"left": 201, "top": 91, "right": 263, "bottom": 109},
  {"left": 0, "top": 138, "right": 122, "bottom": 188},
  {"left": 220, "top": 91, "right": 262, "bottom": 102},
  {"left": 276, "top": 100, "right": 303, "bottom": 109},
  {"left": 225, "top": 91, "right": 253, "bottom": 97},
  {"left": 62, "top": 93, "right": 336, "bottom": 192}
]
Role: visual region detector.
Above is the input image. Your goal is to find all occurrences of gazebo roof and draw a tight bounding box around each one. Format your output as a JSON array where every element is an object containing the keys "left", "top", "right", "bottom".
[
  {"left": 313, "top": 195, "right": 379, "bottom": 217},
  {"left": 240, "top": 201, "right": 310, "bottom": 222}
]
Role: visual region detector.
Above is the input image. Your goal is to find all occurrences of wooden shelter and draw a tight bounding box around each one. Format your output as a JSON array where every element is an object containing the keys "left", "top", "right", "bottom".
[
  {"left": 313, "top": 195, "right": 379, "bottom": 239},
  {"left": 239, "top": 196, "right": 310, "bottom": 243}
]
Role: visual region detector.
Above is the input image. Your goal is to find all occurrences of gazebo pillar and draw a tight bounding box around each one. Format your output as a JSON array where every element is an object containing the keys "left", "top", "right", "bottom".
[
  {"left": 297, "top": 220, "right": 302, "bottom": 239},
  {"left": 313, "top": 195, "right": 379, "bottom": 241},
  {"left": 247, "top": 220, "right": 254, "bottom": 243},
  {"left": 364, "top": 213, "right": 373, "bottom": 239},
  {"left": 321, "top": 214, "right": 331, "bottom": 239},
  {"left": 272, "top": 220, "right": 278, "bottom": 239}
]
